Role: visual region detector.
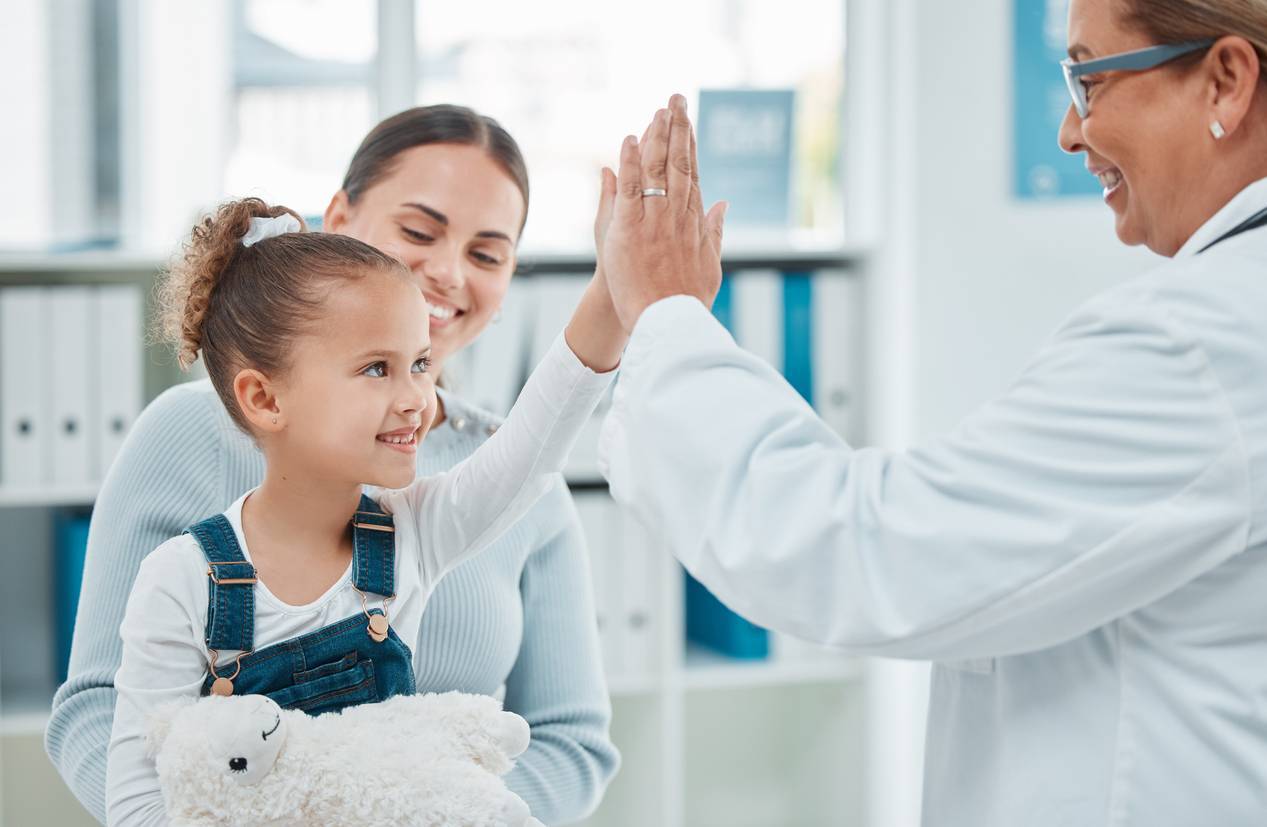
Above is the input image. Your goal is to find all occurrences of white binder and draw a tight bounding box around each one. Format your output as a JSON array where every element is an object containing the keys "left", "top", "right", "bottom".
[
  {"left": 447, "top": 280, "right": 534, "bottom": 418},
  {"left": 731, "top": 269, "right": 784, "bottom": 369},
  {"left": 812, "top": 271, "right": 863, "bottom": 443},
  {"left": 574, "top": 490, "right": 620, "bottom": 680},
  {"left": 528, "top": 276, "right": 603, "bottom": 481},
  {"left": 0, "top": 287, "right": 50, "bottom": 485},
  {"left": 94, "top": 284, "right": 144, "bottom": 480},
  {"left": 48, "top": 286, "right": 93, "bottom": 484},
  {"left": 615, "top": 507, "right": 659, "bottom": 680}
]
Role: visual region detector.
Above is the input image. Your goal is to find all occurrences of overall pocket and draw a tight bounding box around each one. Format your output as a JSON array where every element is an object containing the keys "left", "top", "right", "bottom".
[{"left": 268, "top": 657, "right": 379, "bottom": 715}]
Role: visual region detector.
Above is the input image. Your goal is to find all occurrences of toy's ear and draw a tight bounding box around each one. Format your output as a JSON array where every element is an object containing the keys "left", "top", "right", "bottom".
[{"left": 145, "top": 697, "right": 197, "bottom": 758}]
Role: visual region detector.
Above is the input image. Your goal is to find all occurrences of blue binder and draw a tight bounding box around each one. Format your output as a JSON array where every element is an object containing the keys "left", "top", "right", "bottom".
[
  {"left": 54, "top": 510, "right": 92, "bottom": 682},
  {"left": 682, "top": 275, "right": 771, "bottom": 660}
]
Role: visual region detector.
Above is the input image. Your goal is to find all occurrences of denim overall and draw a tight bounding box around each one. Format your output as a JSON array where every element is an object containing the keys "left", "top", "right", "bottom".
[{"left": 186, "top": 494, "right": 416, "bottom": 716}]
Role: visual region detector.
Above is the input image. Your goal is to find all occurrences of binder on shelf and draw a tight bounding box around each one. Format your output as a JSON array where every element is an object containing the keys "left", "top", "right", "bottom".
[
  {"left": 680, "top": 270, "right": 772, "bottom": 661},
  {"left": 1, "top": 287, "right": 50, "bottom": 486},
  {"left": 529, "top": 276, "right": 604, "bottom": 481},
  {"left": 94, "top": 284, "right": 144, "bottom": 480},
  {"left": 48, "top": 286, "right": 94, "bottom": 484},
  {"left": 684, "top": 570, "right": 770, "bottom": 660},
  {"left": 615, "top": 509, "right": 659, "bottom": 678},
  {"left": 54, "top": 508, "right": 92, "bottom": 683},
  {"left": 447, "top": 280, "right": 533, "bottom": 418},
  {"left": 731, "top": 269, "right": 784, "bottom": 371},
  {"left": 811, "top": 271, "right": 862, "bottom": 442},
  {"left": 574, "top": 490, "right": 619, "bottom": 679}
]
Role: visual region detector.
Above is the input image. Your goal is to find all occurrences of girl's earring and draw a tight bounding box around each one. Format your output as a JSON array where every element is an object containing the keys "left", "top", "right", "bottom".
[
  {"left": 1210, "top": 120, "right": 1227, "bottom": 140},
  {"left": 272, "top": 415, "right": 278, "bottom": 425}
]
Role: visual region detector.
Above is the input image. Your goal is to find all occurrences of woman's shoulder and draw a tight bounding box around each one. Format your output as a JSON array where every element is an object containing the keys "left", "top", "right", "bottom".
[
  {"left": 434, "top": 388, "right": 505, "bottom": 442},
  {"left": 133, "top": 378, "right": 237, "bottom": 442}
]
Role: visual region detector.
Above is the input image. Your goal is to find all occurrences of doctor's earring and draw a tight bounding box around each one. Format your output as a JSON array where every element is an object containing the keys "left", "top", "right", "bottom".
[{"left": 1211, "top": 120, "right": 1227, "bottom": 139}]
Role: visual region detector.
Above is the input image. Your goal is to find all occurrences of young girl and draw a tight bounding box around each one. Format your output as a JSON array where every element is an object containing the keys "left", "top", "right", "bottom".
[{"left": 104, "top": 197, "right": 624, "bottom": 826}]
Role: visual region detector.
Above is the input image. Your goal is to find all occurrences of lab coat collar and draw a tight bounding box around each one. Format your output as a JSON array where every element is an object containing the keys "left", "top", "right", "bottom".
[{"left": 1175, "top": 175, "right": 1267, "bottom": 258}]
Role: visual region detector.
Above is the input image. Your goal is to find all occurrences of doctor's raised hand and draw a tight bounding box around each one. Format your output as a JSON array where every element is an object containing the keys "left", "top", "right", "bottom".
[{"left": 600, "top": 94, "right": 727, "bottom": 332}]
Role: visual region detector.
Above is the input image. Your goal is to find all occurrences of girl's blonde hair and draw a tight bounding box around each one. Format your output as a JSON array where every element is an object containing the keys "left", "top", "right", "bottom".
[{"left": 155, "top": 197, "right": 407, "bottom": 432}]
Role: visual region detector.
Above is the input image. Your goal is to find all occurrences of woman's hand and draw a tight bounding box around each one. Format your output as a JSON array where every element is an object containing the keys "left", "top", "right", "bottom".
[{"left": 600, "top": 94, "right": 727, "bottom": 333}]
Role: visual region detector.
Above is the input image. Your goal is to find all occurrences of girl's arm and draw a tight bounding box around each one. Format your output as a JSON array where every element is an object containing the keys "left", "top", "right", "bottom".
[
  {"left": 383, "top": 168, "right": 624, "bottom": 581},
  {"left": 106, "top": 540, "right": 209, "bottom": 826}
]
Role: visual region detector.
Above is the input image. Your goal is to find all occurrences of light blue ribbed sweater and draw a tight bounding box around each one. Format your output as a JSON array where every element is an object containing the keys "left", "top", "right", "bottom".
[{"left": 44, "top": 378, "right": 620, "bottom": 825}]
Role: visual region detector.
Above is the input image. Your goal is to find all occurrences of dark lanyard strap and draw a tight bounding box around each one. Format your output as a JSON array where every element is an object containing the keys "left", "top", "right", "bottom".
[{"left": 1196, "top": 206, "right": 1267, "bottom": 254}]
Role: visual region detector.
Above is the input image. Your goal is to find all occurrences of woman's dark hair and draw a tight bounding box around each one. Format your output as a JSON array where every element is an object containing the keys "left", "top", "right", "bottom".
[
  {"left": 155, "top": 197, "right": 409, "bottom": 432},
  {"left": 341, "top": 104, "right": 530, "bottom": 233}
]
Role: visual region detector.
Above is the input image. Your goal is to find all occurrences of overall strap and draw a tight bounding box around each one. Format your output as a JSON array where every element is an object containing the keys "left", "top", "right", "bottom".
[
  {"left": 351, "top": 494, "right": 396, "bottom": 598},
  {"left": 186, "top": 514, "right": 257, "bottom": 652}
]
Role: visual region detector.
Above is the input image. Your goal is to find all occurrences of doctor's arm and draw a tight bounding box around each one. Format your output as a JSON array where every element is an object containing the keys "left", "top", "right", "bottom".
[{"left": 599, "top": 293, "right": 1251, "bottom": 661}]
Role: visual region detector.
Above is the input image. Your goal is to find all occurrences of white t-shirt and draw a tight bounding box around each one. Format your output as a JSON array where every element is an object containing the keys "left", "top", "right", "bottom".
[{"left": 106, "top": 333, "right": 613, "bottom": 827}]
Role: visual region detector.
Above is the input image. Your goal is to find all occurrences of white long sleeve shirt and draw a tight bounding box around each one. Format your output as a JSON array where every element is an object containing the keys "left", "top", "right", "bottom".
[
  {"left": 599, "top": 180, "right": 1267, "bottom": 826},
  {"left": 106, "top": 334, "right": 613, "bottom": 827}
]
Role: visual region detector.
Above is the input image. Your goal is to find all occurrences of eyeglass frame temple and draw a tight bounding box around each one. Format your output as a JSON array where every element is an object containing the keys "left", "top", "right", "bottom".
[{"left": 1060, "top": 39, "right": 1217, "bottom": 116}]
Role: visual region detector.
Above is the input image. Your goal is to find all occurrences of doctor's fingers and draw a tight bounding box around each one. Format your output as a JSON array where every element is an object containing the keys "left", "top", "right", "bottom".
[
  {"left": 667, "top": 94, "right": 695, "bottom": 220},
  {"left": 613, "top": 135, "right": 645, "bottom": 223},
  {"left": 639, "top": 108, "right": 671, "bottom": 196}
]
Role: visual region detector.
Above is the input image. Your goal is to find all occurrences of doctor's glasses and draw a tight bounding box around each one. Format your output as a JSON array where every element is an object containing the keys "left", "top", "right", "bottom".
[{"left": 1061, "top": 39, "right": 1216, "bottom": 118}]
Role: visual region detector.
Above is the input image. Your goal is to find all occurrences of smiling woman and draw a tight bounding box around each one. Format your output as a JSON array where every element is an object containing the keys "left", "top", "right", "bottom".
[{"left": 323, "top": 107, "right": 530, "bottom": 392}]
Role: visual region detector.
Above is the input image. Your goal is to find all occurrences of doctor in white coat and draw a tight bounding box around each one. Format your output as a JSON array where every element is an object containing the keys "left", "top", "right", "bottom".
[{"left": 596, "top": 1, "right": 1267, "bottom": 824}]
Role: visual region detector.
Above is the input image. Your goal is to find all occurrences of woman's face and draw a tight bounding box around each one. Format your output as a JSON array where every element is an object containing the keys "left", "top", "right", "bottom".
[
  {"left": 324, "top": 144, "right": 526, "bottom": 373},
  {"left": 1058, "top": 0, "right": 1213, "bottom": 255}
]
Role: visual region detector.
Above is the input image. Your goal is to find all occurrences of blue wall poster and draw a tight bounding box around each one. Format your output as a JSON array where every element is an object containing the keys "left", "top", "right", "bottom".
[
  {"left": 1013, "top": 0, "right": 1101, "bottom": 199},
  {"left": 697, "top": 89, "right": 795, "bottom": 227}
]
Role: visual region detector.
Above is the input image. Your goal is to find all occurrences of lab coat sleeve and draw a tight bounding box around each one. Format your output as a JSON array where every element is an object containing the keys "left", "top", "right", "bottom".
[{"left": 599, "top": 294, "right": 1252, "bottom": 660}]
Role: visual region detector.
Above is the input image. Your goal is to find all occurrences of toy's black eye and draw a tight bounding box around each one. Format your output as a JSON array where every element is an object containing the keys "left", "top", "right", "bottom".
[{"left": 229, "top": 757, "right": 248, "bottom": 773}]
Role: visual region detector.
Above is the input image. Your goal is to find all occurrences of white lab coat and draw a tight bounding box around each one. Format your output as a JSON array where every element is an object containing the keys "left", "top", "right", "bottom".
[{"left": 599, "top": 179, "right": 1267, "bottom": 826}]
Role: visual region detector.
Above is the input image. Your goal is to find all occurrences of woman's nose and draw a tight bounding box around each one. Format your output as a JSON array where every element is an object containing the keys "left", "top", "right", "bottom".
[
  {"left": 421, "top": 243, "right": 464, "bottom": 292},
  {"left": 1058, "top": 104, "right": 1087, "bottom": 155}
]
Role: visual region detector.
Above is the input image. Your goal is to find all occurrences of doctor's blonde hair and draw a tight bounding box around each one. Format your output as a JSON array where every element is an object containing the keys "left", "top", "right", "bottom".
[
  {"left": 1118, "top": 0, "right": 1267, "bottom": 70},
  {"left": 155, "top": 197, "right": 409, "bottom": 432}
]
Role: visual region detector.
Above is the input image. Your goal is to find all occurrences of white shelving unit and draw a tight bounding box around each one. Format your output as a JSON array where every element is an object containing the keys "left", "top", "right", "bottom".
[{"left": 0, "top": 248, "right": 871, "bottom": 827}]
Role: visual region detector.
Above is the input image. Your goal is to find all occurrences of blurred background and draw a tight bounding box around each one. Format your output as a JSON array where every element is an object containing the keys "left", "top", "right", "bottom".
[{"left": 0, "top": 1, "right": 1160, "bottom": 825}]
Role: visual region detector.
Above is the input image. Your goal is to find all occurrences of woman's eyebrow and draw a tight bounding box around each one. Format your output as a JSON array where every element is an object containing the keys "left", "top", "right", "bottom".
[
  {"left": 401, "top": 202, "right": 448, "bottom": 225},
  {"left": 1068, "top": 43, "right": 1092, "bottom": 60},
  {"left": 401, "top": 202, "right": 512, "bottom": 242}
]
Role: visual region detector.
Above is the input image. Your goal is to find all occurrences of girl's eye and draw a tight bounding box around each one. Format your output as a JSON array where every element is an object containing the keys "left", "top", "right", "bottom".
[
  {"left": 411, "top": 356, "right": 433, "bottom": 374},
  {"left": 471, "top": 250, "right": 502, "bottom": 266},
  {"left": 363, "top": 362, "right": 387, "bottom": 378},
  {"left": 401, "top": 227, "right": 434, "bottom": 244}
]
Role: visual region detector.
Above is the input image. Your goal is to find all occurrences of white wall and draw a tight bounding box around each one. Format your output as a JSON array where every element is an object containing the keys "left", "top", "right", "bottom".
[{"left": 849, "top": 1, "right": 1160, "bottom": 825}]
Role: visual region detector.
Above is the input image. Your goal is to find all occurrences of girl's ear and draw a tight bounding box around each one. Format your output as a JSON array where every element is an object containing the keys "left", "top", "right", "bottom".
[{"left": 234, "top": 368, "right": 284, "bottom": 433}]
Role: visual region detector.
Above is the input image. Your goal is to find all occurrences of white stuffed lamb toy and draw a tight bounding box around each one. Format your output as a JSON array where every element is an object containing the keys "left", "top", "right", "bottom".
[{"left": 147, "top": 692, "right": 545, "bottom": 827}]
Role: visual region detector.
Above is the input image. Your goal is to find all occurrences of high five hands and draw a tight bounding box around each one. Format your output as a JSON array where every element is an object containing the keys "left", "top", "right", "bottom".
[{"left": 593, "top": 94, "right": 728, "bottom": 333}]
